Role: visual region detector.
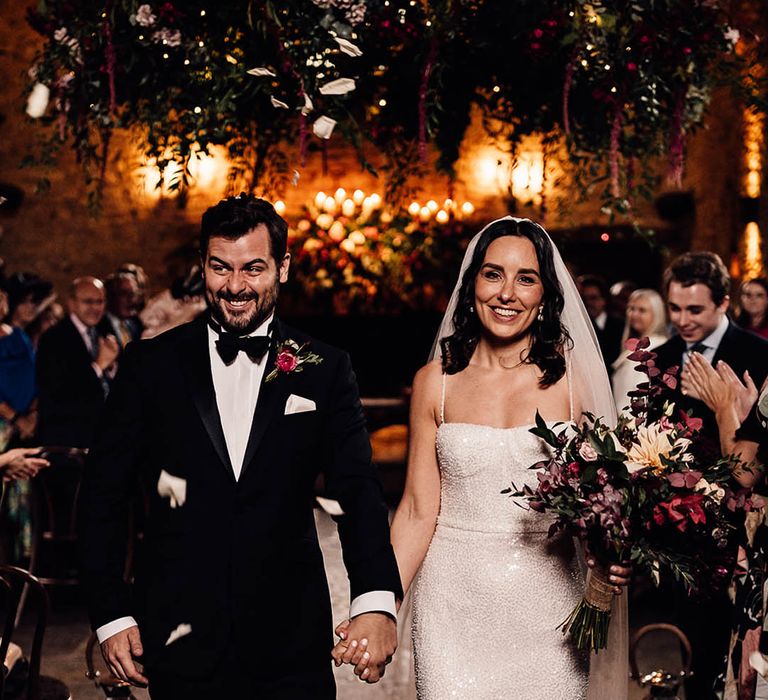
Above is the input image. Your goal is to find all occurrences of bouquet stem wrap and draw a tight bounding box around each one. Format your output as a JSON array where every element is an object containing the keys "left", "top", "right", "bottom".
[{"left": 559, "top": 566, "right": 613, "bottom": 651}]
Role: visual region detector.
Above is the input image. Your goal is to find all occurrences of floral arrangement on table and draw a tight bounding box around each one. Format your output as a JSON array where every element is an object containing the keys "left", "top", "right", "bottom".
[
  {"left": 509, "top": 338, "right": 763, "bottom": 651},
  {"left": 21, "top": 0, "right": 765, "bottom": 214},
  {"left": 287, "top": 189, "right": 473, "bottom": 314}
]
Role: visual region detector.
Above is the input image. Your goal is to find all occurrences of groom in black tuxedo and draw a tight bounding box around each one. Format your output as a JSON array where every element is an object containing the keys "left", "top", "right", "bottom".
[{"left": 78, "top": 195, "right": 402, "bottom": 698}]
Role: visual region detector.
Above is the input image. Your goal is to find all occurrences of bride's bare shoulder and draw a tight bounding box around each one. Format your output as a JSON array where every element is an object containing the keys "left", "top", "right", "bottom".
[{"left": 412, "top": 359, "right": 444, "bottom": 397}]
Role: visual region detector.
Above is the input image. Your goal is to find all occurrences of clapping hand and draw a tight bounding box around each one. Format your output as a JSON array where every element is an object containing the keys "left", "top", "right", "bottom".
[
  {"left": 331, "top": 613, "right": 397, "bottom": 683},
  {"left": 682, "top": 353, "right": 758, "bottom": 422},
  {"left": 96, "top": 335, "right": 120, "bottom": 371}
]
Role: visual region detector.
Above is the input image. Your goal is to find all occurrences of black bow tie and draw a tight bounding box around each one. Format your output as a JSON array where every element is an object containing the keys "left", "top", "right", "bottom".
[{"left": 210, "top": 321, "right": 273, "bottom": 365}]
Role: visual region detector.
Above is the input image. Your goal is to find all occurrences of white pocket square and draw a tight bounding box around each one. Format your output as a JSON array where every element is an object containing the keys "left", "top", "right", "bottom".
[
  {"left": 284, "top": 394, "right": 316, "bottom": 415},
  {"left": 157, "top": 469, "right": 187, "bottom": 508}
]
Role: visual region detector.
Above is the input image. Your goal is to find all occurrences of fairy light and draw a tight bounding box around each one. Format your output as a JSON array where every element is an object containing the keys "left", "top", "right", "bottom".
[{"left": 408, "top": 201, "right": 420, "bottom": 216}]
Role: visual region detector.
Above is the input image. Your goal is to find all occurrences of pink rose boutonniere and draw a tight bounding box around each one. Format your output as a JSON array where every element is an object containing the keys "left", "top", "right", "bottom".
[{"left": 265, "top": 339, "right": 322, "bottom": 383}]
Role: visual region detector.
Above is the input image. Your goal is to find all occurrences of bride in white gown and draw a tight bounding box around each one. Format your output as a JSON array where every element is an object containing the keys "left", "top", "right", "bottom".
[{"left": 388, "top": 218, "right": 630, "bottom": 699}]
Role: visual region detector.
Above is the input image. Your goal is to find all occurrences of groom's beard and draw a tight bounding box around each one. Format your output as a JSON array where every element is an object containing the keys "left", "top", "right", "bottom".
[{"left": 206, "top": 278, "right": 279, "bottom": 335}]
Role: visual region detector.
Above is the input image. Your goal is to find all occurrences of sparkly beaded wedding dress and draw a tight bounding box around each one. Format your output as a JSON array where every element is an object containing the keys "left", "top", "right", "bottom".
[
  {"left": 408, "top": 217, "right": 629, "bottom": 700},
  {"left": 411, "top": 377, "right": 589, "bottom": 699}
]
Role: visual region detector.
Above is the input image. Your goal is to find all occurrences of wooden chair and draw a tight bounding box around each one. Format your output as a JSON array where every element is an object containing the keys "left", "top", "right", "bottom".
[{"left": 0, "top": 565, "right": 70, "bottom": 700}]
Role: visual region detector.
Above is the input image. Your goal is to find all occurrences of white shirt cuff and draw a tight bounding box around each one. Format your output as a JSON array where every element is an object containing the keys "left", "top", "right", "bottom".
[
  {"left": 96, "top": 616, "right": 138, "bottom": 643},
  {"left": 349, "top": 591, "right": 397, "bottom": 622}
]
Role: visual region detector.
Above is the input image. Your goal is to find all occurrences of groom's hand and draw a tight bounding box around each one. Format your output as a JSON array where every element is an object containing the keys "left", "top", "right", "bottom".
[
  {"left": 331, "top": 612, "right": 396, "bottom": 683},
  {"left": 101, "top": 625, "right": 148, "bottom": 687}
]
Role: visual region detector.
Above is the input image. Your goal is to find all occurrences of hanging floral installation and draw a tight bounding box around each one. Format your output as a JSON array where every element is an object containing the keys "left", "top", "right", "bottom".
[{"left": 22, "top": 0, "right": 765, "bottom": 213}]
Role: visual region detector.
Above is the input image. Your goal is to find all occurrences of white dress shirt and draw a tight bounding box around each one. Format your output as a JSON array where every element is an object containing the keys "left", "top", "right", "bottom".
[
  {"left": 593, "top": 311, "right": 607, "bottom": 331},
  {"left": 681, "top": 314, "right": 729, "bottom": 369},
  {"left": 96, "top": 314, "right": 395, "bottom": 643}
]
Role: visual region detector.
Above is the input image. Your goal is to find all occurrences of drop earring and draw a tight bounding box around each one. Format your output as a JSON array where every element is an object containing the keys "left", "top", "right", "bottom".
[{"left": 537, "top": 306, "right": 544, "bottom": 322}]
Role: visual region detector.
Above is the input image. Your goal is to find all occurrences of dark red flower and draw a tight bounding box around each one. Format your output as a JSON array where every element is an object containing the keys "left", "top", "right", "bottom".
[
  {"left": 653, "top": 494, "right": 706, "bottom": 532},
  {"left": 276, "top": 351, "right": 298, "bottom": 373}
]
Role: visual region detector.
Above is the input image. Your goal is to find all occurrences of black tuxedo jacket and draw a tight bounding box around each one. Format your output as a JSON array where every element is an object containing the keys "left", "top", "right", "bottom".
[
  {"left": 654, "top": 322, "right": 768, "bottom": 455},
  {"left": 36, "top": 316, "right": 110, "bottom": 448},
  {"left": 77, "top": 316, "right": 402, "bottom": 684}
]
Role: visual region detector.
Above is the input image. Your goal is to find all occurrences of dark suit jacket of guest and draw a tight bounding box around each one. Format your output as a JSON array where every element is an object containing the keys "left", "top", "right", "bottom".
[
  {"left": 654, "top": 321, "right": 768, "bottom": 453},
  {"left": 594, "top": 314, "right": 625, "bottom": 369},
  {"left": 77, "top": 316, "right": 402, "bottom": 688},
  {"left": 36, "top": 316, "right": 111, "bottom": 448}
]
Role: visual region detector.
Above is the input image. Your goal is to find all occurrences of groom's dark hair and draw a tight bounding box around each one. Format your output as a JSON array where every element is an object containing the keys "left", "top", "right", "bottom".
[{"left": 199, "top": 194, "right": 288, "bottom": 262}]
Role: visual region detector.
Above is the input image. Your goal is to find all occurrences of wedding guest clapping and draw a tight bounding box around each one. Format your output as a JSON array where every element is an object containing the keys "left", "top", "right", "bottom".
[
  {"left": 611, "top": 289, "right": 669, "bottom": 411},
  {"left": 684, "top": 353, "right": 768, "bottom": 698},
  {"left": 736, "top": 277, "right": 768, "bottom": 340}
]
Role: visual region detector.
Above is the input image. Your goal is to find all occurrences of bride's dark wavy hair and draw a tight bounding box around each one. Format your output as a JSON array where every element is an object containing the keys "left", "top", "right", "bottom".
[{"left": 440, "top": 219, "right": 570, "bottom": 387}]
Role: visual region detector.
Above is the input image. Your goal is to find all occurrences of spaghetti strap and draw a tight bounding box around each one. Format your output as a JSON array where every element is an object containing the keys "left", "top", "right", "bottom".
[{"left": 440, "top": 372, "right": 447, "bottom": 425}]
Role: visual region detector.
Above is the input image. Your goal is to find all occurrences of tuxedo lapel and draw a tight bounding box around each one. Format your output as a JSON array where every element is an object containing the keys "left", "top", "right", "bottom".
[
  {"left": 178, "top": 318, "right": 235, "bottom": 479},
  {"left": 240, "top": 320, "right": 290, "bottom": 478},
  {"left": 711, "top": 322, "right": 735, "bottom": 366}
]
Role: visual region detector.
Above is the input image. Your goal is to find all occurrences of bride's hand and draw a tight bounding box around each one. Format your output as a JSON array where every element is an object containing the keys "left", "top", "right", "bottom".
[{"left": 583, "top": 541, "right": 631, "bottom": 594}]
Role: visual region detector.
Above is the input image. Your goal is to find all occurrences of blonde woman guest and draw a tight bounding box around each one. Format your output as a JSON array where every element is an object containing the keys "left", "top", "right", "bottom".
[{"left": 611, "top": 289, "right": 669, "bottom": 411}]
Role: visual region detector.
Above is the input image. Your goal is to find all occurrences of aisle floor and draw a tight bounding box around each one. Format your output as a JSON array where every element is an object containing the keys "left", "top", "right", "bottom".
[{"left": 12, "top": 510, "right": 685, "bottom": 699}]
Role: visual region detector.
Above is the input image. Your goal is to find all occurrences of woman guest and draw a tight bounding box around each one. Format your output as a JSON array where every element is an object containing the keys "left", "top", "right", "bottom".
[
  {"left": 611, "top": 289, "right": 669, "bottom": 411},
  {"left": 736, "top": 278, "right": 768, "bottom": 340}
]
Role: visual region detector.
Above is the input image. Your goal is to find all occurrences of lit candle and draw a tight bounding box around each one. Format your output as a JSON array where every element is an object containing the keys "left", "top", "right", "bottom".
[
  {"left": 341, "top": 199, "right": 356, "bottom": 217},
  {"left": 461, "top": 201, "right": 475, "bottom": 217},
  {"left": 352, "top": 189, "right": 365, "bottom": 205},
  {"left": 274, "top": 200, "right": 286, "bottom": 216},
  {"left": 419, "top": 206, "right": 432, "bottom": 222},
  {"left": 426, "top": 199, "right": 438, "bottom": 212},
  {"left": 444, "top": 198, "right": 454, "bottom": 210},
  {"left": 314, "top": 191, "right": 326, "bottom": 208},
  {"left": 323, "top": 195, "right": 337, "bottom": 214},
  {"left": 369, "top": 193, "right": 382, "bottom": 208},
  {"left": 329, "top": 221, "right": 346, "bottom": 242},
  {"left": 334, "top": 187, "right": 346, "bottom": 204},
  {"left": 408, "top": 201, "right": 421, "bottom": 217},
  {"left": 435, "top": 209, "right": 449, "bottom": 224}
]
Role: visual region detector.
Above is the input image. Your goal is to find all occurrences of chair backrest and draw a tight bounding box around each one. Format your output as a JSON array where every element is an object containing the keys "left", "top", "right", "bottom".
[{"left": 0, "top": 565, "right": 49, "bottom": 700}]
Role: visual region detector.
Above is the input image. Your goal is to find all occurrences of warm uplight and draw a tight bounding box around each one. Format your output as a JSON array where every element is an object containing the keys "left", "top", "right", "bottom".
[
  {"left": 743, "top": 222, "right": 765, "bottom": 279},
  {"left": 743, "top": 108, "right": 764, "bottom": 198},
  {"left": 315, "top": 191, "right": 327, "bottom": 208},
  {"left": 323, "top": 195, "right": 338, "bottom": 214},
  {"left": 461, "top": 202, "right": 475, "bottom": 216},
  {"left": 510, "top": 151, "right": 544, "bottom": 202},
  {"left": 426, "top": 200, "right": 438, "bottom": 212},
  {"left": 435, "top": 209, "right": 449, "bottom": 224},
  {"left": 408, "top": 201, "right": 421, "bottom": 216},
  {"left": 419, "top": 206, "right": 432, "bottom": 222},
  {"left": 334, "top": 188, "right": 347, "bottom": 204},
  {"left": 352, "top": 189, "right": 365, "bottom": 204}
]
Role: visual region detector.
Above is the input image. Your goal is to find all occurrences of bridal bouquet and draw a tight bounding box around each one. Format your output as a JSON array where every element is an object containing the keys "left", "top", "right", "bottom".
[{"left": 508, "top": 338, "right": 762, "bottom": 651}]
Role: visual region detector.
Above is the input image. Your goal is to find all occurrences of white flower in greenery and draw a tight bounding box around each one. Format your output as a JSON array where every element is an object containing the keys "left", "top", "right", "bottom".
[
  {"left": 578, "top": 442, "right": 599, "bottom": 462},
  {"left": 334, "top": 37, "right": 363, "bottom": 57},
  {"left": 319, "top": 77, "right": 356, "bottom": 95},
  {"left": 152, "top": 28, "right": 181, "bottom": 47},
  {"left": 313, "top": 115, "right": 337, "bottom": 139},
  {"left": 135, "top": 4, "right": 157, "bottom": 27},
  {"left": 694, "top": 478, "right": 725, "bottom": 504},
  {"left": 625, "top": 423, "right": 677, "bottom": 474},
  {"left": 26, "top": 83, "right": 50, "bottom": 118},
  {"left": 724, "top": 27, "right": 740, "bottom": 47},
  {"left": 270, "top": 96, "right": 289, "bottom": 109},
  {"left": 247, "top": 67, "right": 276, "bottom": 77},
  {"left": 54, "top": 27, "right": 68, "bottom": 42}
]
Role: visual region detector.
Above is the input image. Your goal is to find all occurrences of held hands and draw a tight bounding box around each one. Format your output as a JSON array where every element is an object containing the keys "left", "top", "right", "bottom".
[
  {"left": 331, "top": 612, "right": 397, "bottom": 683},
  {"left": 0, "top": 447, "right": 49, "bottom": 481},
  {"left": 100, "top": 625, "right": 148, "bottom": 687},
  {"left": 682, "top": 353, "right": 758, "bottom": 422}
]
